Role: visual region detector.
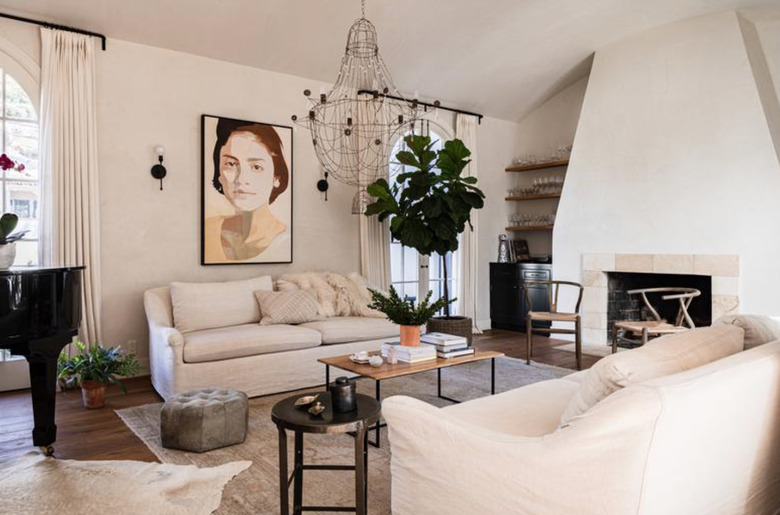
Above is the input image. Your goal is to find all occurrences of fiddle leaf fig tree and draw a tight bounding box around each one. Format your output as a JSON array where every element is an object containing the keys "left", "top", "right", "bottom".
[{"left": 365, "top": 134, "right": 485, "bottom": 318}]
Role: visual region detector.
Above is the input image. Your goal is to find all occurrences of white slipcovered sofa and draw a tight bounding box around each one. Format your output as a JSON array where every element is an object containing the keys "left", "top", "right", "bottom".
[
  {"left": 383, "top": 317, "right": 780, "bottom": 515},
  {"left": 144, "top": 274, "right": 397, "bottom": 400}
]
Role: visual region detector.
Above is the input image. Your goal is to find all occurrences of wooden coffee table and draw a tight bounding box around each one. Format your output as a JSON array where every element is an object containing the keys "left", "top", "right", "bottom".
[{"left": 318, "top": 349, "right": 504, "bottom": 448}]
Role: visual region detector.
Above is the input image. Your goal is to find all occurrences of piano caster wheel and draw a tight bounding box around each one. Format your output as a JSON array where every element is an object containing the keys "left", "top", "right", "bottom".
[{"left": 40, "top": 445, "right": 55, "bottom": 457}]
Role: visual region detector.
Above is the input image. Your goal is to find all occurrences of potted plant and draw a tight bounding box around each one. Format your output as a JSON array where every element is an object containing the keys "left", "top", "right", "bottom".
[
  {"left": 0, "top": 154, "right": 29, "bottom": 269},
  {"left": 57, "top": 340, "right": 141, "bottom": 409},
  {"left": 365, "top": 134, "right": 485, "bottom": 342},
  {"left": 0, "top": 213, "right": 28, "bottom": 269},
  {"left": 368, "top": 285, "right": 452, "bottom": 346}
]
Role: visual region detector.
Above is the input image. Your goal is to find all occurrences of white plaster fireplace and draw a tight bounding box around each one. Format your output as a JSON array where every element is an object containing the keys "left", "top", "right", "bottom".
[{"left": 580, "top": 253, "right": 740, "bottom": 345}]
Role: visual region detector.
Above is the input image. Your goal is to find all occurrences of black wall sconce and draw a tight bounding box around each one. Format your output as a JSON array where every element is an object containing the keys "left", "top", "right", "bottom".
[{"left": 150, "top": 145, "right": 167, "bottom": 190}]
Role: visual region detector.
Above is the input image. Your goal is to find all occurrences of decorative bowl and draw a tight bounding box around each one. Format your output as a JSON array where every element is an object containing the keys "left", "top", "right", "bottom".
[
  {"left": 368, "top": 356, "right": 384, "bottom": 367},
  {"left": 295, "top": 394, "right": 319, "bottom": 407}
]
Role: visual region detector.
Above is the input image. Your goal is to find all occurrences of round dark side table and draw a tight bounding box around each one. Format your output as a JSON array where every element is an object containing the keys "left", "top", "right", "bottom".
[{"left": 271, "top": 393, "right": 381, "bottom": 515}]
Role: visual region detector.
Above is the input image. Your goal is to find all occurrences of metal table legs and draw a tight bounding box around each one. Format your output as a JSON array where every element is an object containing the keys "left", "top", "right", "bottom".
[
  {"left": 438, "top": 357, "right": 496, "bottom": 404},
  {"left": 325, "top": 358, "right": 498, "bottom": 450},
  {"left": 277, "top": 424, "right": 369, "bottom": 515}
]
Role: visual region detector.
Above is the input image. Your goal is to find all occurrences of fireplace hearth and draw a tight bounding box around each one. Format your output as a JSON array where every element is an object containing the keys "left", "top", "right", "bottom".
[{"left": 579, "top": 253, "right": 740, "bottom": 346}]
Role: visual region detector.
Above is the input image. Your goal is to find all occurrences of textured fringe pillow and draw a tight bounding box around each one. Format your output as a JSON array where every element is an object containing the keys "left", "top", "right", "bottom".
[
  {"left": 276, "top": 272, "right": 385, "bottom": 318},
  {"left": 255, "top": 289, "right": 323, "bottom": 325}
]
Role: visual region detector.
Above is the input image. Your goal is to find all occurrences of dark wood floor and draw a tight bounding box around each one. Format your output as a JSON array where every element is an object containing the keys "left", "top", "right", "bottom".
[{"left": 0, "top": 330, "right": 597, "bottom": 463}]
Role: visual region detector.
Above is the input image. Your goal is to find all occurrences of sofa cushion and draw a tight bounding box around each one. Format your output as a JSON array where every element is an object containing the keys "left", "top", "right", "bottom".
[
  {"left": 559, "top": 324, "right": 744, "bottom": 425},
  {"left": 171, "top": 276, "right": 273, "bottom": 333},
  {"left": 714, "top": 314, "right": 780, "bottom": 350},
  {"left": 300, "top": 316, "right": 397, "bottom": 345},
  {"left": 182, "top": 324, "right": 321, "bottom": 363},
  {"left": 443, "top": 378, "right": 580, "bottom": 437},
  {"left": 255, "top": 289, "right": 323, "bottom": 325}
]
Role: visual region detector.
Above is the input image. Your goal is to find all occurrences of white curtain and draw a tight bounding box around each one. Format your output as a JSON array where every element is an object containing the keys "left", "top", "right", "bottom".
[
  {"left": 359, "top": 215, "right": 391, "bottom": 290},
  {"left": 456, "top": 113, "right": 481, "bottom": 333},
  {"left": 357, "top": 100, "right": 391, "bottom": 290},
  {"left": 40, "top": 29, "right": 102, "bottom": 345}
]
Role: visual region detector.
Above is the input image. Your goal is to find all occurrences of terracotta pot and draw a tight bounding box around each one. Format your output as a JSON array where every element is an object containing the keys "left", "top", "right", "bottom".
[
  {"left": 81, "top": 380, "right": 107, "bottom": 409},
  {"left": 400, "top": 325, "right": 421, "bottom": 347}
]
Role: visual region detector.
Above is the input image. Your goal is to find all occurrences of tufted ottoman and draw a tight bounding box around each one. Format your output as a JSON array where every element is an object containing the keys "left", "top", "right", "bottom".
[{"left": 160, "top": 388, "right": 249, "bottom": 453}]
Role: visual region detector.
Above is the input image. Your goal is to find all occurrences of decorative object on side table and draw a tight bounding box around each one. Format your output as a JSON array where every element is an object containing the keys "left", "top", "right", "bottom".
[
  {"left": 160, "top": 388, "right": 249, "bottom": 453},
  {"left": 57, "top": 340, "right": 141, "bottom": 409},
  {"left": 365, "top": 134, "right": 484, "bottom": 343},
  {"left": 368, "top": 285, "right": 452, "bottom": 346},
  {"left": 272, "top": 393, "right": 381, "bottom": 515},
  {"left": 512, "top": 239, "right": 531, "bottom": 262},
  {"left": 329, "top": 376, "right": 357, "bottom": 412}
]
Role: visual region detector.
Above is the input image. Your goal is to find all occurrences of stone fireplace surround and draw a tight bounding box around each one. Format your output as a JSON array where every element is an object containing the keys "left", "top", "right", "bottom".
[{"left": 581, "top": 254, "right": 740, "bottom": 346}]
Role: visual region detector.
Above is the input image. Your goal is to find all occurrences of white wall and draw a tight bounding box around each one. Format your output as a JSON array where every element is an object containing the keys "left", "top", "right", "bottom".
[
  {"left": 554, "top": 11, "right": 780, "bottom": 323},
  {"left": 475, "top": 79, "right": 587, "bottom": 328},
  {"left": 0, "top": 24, "right": 525, "bottom": 368}
]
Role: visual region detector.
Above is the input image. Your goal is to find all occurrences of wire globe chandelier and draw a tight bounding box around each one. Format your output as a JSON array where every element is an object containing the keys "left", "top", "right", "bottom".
[{"left": 292, "top": 0, "right": 438, "bottom": 213}]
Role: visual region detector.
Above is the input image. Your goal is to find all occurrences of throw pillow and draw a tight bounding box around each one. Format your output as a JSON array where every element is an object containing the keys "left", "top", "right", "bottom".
[
  {"left": 713, "top": 314, "right": 780, "bottom": 350},
  {"left": 255, "top": 289, "right": 323, "bottom": 325},
  {"left": 170, "top": 276, "right": 273, "bottom": 333},
  {"left": 559, "top": 324, "right": 745, "bottom": 426}
]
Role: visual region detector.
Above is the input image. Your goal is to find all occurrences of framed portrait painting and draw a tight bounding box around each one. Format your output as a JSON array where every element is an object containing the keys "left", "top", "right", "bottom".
[{"left": 201, "top": 115, "right": 293, "bottom": 265}]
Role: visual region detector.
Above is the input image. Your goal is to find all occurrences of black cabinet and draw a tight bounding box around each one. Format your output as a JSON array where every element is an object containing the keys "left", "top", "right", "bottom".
[{"left": 489, "top": 263, "right": 552, "bottom": 332}]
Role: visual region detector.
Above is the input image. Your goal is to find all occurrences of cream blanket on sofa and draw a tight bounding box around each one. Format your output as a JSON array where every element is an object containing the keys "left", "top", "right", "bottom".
[{"left": 276, "top": 272, "right": 385, "bottom": 319}]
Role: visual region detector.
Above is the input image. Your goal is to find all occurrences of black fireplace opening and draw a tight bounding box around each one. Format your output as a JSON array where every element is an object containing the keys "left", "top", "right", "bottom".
[{"left": 607, "top": 272, "right": 712, "bottom": 344}]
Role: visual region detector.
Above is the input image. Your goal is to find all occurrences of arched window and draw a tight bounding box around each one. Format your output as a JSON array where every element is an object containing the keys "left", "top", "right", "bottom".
[
  {"left": 0, "top": 45, "right": 40, "bottom": 384},
  {"left": 0, "top": 64, "right": 39, "bottom": 267},
  {"left": 388, "top": 127, "right": 460, "bottom": 314}
]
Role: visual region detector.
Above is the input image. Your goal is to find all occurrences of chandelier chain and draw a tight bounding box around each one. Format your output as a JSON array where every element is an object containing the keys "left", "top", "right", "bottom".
[{"left": 361, "top": 0, "right": 366, "bottom": 18}]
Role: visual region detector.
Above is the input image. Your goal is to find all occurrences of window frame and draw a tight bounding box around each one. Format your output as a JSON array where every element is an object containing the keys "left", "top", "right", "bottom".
[{"left": 0, "top": 37, "right": 41, "bottom": 269}]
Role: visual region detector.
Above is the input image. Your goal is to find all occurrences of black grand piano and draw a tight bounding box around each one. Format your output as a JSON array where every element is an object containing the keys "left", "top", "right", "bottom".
[{"left": 0, "top": 266, "right": 84, "bottom": 455}]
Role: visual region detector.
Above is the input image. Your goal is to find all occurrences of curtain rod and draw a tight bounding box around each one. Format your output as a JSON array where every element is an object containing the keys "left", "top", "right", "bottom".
[
  {"left": 357, "top": 89, "right": 483, "bottom": 124},
  {"left": 0, "top": 12, "right": 107, "bottom": 50}
]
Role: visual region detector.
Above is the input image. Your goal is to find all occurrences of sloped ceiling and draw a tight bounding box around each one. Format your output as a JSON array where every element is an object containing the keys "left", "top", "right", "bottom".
[{"left": 0, "top": 0, "right": 776, "bottom": 121}]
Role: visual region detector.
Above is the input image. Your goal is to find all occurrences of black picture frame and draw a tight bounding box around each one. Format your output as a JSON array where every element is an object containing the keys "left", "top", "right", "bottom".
[
  {"left": 512, "top": 239, "right": 530, "bottom": 262},
  {"left": 200, "top": 114, "right": 294, "bottom": 265}
]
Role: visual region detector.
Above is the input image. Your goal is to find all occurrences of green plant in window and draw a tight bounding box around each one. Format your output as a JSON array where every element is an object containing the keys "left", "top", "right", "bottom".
[
  {"left": 0, "top": 213, "right": 27, "bottom": 245},
  {"left": 365, "top": 135, "right": 484, "bottom": 317}
]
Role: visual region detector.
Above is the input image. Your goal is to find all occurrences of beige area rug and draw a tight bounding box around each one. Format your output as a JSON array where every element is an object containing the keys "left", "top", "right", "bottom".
[
  {"left": 117, "top": 358, "right": 571, "bottom": 515},
  {"left": 553, "top": 342, "right": 626, "bottom": 357},
  {"left": 0, "top": 451, "right": 250, "bottom": 515}
]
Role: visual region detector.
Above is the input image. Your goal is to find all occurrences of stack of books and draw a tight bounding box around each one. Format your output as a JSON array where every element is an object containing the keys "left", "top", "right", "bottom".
[
  {"left": 420, "top": 332, "right": 475, "bottom": 359},
  {"left": 381, "top": 341, "right": 437, "bottom": 363}
]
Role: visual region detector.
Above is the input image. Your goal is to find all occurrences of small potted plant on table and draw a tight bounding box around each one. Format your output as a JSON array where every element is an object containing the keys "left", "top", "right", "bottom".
[
  {"left": 368, "top": 285, "right": 452, "bottom": 346},
  {"left": 57, "top": 340, "right": 141, "bottom": 409}
]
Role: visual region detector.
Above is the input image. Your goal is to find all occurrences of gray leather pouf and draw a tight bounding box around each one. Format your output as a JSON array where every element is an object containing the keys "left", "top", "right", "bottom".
[{"left": 160, "top": 388, "right": 249, "bottom": 453}]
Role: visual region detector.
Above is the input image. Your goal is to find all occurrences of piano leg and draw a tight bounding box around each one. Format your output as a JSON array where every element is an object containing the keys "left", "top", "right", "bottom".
[{"left": 26, "top": 342, "right": 64, "bottom": 456}]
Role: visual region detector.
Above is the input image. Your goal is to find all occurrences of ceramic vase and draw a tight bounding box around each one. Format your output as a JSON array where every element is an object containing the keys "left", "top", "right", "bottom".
[
  {"left": 400, "top": 325, "right": 421, "bottom": 346},
  {"left": 81, "top": 380, "right": 107, "bottom": 409},
  {"left": 0, "top": 242, "right": 16, "bottom": 269}
]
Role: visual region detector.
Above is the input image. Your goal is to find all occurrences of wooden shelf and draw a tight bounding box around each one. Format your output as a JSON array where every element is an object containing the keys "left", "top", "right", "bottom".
[
  {"left": 505, "top": 159, "right": 569, "bottom": 173},
  {"left": 505, "top": 225, "right": 554, "bottom": 232},
  {"left": 505, "top": 193, "right": 561, "bottom": 201}
]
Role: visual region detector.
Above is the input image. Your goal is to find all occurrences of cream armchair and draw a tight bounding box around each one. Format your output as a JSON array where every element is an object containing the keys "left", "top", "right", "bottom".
[{"left": 383, "top": 340, "right": 780, "bottom": 515}]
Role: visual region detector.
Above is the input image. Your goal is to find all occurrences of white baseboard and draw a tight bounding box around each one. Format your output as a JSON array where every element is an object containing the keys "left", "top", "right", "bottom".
[{"left": 476, "top": 319, "right": 492, "bottom": 331}]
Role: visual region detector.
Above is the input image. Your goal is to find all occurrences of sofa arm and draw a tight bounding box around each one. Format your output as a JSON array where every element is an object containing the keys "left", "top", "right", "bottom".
[{"left": 382, "top": 394, "right": 659, "bottom": 515}]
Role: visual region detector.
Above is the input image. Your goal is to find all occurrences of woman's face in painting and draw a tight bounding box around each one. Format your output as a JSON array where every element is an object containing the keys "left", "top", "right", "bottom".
[{"left": 218, "top": 131, "right": 279, "bottom": 212}]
